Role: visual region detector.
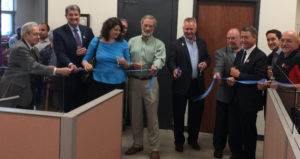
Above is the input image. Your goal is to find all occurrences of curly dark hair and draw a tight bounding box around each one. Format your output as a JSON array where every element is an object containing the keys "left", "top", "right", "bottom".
[{"left": 101, "top": 17, "right": 124, "bottom": 41}]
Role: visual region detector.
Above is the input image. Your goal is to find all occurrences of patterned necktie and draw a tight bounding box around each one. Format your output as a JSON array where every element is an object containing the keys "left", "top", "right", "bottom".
[
  {"left": 240, "top": 51, "right": 246, "bottom": 67},
  {"left": 73, "top": 28, "right": 82, "bottom": 47}
]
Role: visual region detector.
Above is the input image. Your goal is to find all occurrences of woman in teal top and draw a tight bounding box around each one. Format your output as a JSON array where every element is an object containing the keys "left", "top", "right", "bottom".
[{"left": 82, "top": 17, "right": 130, "bottom": 100}]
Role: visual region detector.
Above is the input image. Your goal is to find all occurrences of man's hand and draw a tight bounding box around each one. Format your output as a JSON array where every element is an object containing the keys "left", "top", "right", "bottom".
[
  {"left": 257, "top": 82, "right": 267, "bottom": 91},
  {"left": 132, "top": 62, "right": 143, "bottom": 70},
  {"left": 55, "top": 67, "right": 72, "bottom": 76},
  {"left": 267, "top": 70, "right": 273, "bottom": 78},
  {"left": 150, "top": 65, "right": 157, "bottom": 75},
  {"left": 69, "top": 64, "right": 81, "bottom": 73},
  {"left": 76, "top": 47, "right": 87, "bottom": 56},
  {"left": 230, "top": 67, "right": 240, "bottom": 78},
  {"left": 214, "top": 72, "right": 221, "bottom": 83},
  {"left": 198, "top": 62, "right": 207, "bottom": 71},
  {"left": 173, "top": 68, "right": 182, "bottom": 79},
  {"left": 227, "top": 77, "right": 235, "bottom": 86}
]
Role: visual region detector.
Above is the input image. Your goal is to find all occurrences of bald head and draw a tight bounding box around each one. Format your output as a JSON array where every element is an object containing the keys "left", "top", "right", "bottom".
[
  {"left": 281, "top": 30, "right": 300, "bottom": 57},
  {"left": 226, "top": 28, "right": 241, "bottom": 51}
]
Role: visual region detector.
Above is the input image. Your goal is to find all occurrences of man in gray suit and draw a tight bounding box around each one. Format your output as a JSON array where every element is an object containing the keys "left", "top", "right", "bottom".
[
  {"left": 213, "top": 28, "right": 241, "bottom": 158},
  {"left": 0, "top": 22, "right": 71, "bottom": 109}
]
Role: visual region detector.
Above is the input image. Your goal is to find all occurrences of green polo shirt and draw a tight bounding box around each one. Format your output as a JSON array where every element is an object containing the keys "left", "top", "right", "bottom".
[{"left": 128, "top": 35, "right": 166, "bottom": 77}]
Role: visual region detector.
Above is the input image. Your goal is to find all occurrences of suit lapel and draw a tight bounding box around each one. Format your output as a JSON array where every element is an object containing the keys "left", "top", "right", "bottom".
[
  {"left": 225, "top": 46, "right": 235, "bottom": 64},
  {"left": 79, "top": 25, "right": 86, "bottom": 45},
  {"left": 64, "top": 24, "right": 78, "bottom": 47},
  {"left": 22, "top": 39, "right": 39, "bottom": 62},
  {"left": 179, "top": 37, "right": 192, "bottom": 67}
]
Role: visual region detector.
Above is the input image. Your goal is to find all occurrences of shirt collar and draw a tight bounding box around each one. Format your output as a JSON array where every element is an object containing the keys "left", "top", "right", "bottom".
[
  {"left": 183, "top": 35, "right": 196, "bottom": 44},
  {"left": 39, "top": 37, "right": 50, "bottom": 43},
  {"left": 24, "top": 39, "right": 34, "bottom": 50},
  {"left": 276, "top": 48, "right": 282, "bottom": 55},
  {"left": 68, "top": 24, "right": 80, "bottom": 32},
  {"left": 245, "top": 45, "right": 256, "bottom": 55}
]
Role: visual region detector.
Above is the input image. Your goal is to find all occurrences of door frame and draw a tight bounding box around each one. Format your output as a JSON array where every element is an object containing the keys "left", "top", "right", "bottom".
[{"left": 193, "top": 0, "right": 260, "bottom": 30}]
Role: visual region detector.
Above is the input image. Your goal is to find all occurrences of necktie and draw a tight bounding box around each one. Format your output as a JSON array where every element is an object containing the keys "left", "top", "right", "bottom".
[
  {"left": 73, "top": 29, "right": 82, "bottom": 47},
  {"left": 240, "top": 51, "right": 246, "bottom": 67}
]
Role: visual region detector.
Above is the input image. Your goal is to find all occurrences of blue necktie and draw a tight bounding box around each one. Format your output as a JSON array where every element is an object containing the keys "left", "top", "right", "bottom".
[
  {"left": 240, "top": 51, "right": 246, "bottom": 68},
  {"left": 73, "top": 29, "right": 82, "bottom": 47}
]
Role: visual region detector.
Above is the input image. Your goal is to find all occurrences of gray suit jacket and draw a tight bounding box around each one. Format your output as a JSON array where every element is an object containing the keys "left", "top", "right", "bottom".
[
  {"left": 0, "top": 39, "right": 54, "bottom": 107},
  {"left": 213, "top": 46, "right": 236, "bottom": 103}
]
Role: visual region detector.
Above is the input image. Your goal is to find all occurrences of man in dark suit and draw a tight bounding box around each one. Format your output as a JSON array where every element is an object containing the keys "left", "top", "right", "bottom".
[
  {"left": 266, "top": 29, "right": 282, "bottom": 78},
  {"left": 167, "top": 17, "right": 211, "bottom": 152},
  {"left": 53, "top": 4, "right": 94, "bottom": 112},
  {"left": 213, "top": 28, "right": 241, "bottom": 158},
  {"left": 0, "top": 22, "right": 71, "bottom": 108},
  {"left": 227, "top": 26, "right": 267, "bottom": 159}
]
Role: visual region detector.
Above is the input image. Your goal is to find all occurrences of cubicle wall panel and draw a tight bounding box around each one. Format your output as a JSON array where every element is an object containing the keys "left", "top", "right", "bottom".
[
  {"left": 0, "top": 112, "right": 60, "bottom": 159},
  {"left": 76, "top": 93, "right": 123, "bottom": 159},
  {"left": 287, "top": 143, "right": 296, "bottom": 159},
  {"left": 264, "top": 94, "right": 286, "bottom": 159}
]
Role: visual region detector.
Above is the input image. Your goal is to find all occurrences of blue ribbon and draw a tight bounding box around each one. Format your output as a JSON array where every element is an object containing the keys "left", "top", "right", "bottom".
[
  {"left": 148, "top": 73, "right": 156, "bottom": 91},
  {"left": 192, "top": 77, "right": 268, "bottom": 102}
]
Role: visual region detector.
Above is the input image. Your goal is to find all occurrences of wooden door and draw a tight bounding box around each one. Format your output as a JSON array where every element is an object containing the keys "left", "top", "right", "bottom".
[{"left": 197, "top": 2, "right": 256, "bottom": 132}]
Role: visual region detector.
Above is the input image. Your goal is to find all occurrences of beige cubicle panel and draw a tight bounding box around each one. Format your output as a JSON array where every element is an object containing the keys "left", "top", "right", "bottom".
[
  {"left": 264, "top": 89, "right": 300, "bottom": 159},
  {"left": 0, "top": 108, "right": 62, "bottom": 159},
  {"left": 76, "top": 92, "right": 123, "bottom": 159},
  {"left": 0, "top": 89, "right": 123, "bottom": 159}
]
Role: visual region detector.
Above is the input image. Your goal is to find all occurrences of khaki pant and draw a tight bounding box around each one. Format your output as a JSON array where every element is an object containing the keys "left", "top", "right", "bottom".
[{"left": 128, "top": 77, "right": 160, "bottom": 150}]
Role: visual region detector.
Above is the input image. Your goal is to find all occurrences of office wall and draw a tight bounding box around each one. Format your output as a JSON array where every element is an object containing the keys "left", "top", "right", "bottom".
[
  {"left": 296, "top": 0, "right": 300, "bottom": 33},
  {"left": 48, "top": 0, "right": 117, "bottom": 35},
  {"left": 257, "top": 0, "right": 298, "bottom": 54},
  {"left": 16, "top": 0, "right": 46, "bottom": 28}
]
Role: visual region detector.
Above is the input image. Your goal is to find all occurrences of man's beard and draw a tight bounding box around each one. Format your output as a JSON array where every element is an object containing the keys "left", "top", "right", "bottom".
[{"left": 142, "top": 30, "right": 153, "bottom": 37}]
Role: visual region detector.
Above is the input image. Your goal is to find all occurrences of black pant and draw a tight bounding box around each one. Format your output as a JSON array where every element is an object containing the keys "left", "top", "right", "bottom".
[
  {"left": 213, "top": 100, "right": 229, "bottom": 151},
  {"left": 88, "top": 80, "right": 125, "bottom": 101},
  {"left": 228, "top": 102, "right": 258, "bottom": 159},
  {"left": 62, "top": 72, "right": 89, "bottom": 112},
  {"left": 173, "top": 79, "right": 204, "bottom": 145}
]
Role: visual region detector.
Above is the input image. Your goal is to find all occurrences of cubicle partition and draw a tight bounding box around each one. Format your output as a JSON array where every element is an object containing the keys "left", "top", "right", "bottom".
[
  {"left": 0, "top": 90, "right": 123, "bottom": 159},
  {"left": 264, "top": 89, "right": 300, "bottom": 159}
]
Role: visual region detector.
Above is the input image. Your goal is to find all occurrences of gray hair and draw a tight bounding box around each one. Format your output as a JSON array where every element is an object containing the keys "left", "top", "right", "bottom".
[
  {"left": 242, "top": 26, "right": 257, "bottom": 38},
  {"left": 120, "top": 18, "right": 128, "bottom": 23},
  {"left": 183, "top": 17, "right": 197, "bottom": 27},
  {"left": 65, "top": 4, "right": 81, "bottom": 15},
  {"left": 140, "top": 14, "right": 157, "bottom": 27},
  {"left": 21, "top": 22, "right": 38, "bottom": 37}
]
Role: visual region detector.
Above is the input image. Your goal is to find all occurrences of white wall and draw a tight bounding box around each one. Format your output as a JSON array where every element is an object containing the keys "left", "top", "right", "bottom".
[
  {"left": 48, "top": 0, "right": 117, "bottom": 36},
  {"left": 257, "top": 0, "right": 298, "bottom": 54},
  {"left": 296, "top": 0, "right": 300, "bottom": 34},
  {"left": 176, "top": 0, "right": 194, "bottom": 38}
]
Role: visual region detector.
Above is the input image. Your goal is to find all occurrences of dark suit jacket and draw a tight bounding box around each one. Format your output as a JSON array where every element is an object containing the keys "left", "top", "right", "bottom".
[
  {"left": 213, "top": 46, "right": 235, "bottom": 103},
  {"left": 232, "top": 47, "right": 267, "bottom": 111},
  {"left": 167, "top": 36, "right": 211, "bottom": 95},
  {"left": 0, "top": 39, "right": 54, "bottom": 107},
  {"left": 53, "top": 24, "right": 94, "bottom": 67}
]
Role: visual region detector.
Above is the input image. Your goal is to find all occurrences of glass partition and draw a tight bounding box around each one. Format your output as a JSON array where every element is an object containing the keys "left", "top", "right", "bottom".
[{"left": 0, "top": 67, "right": 65, "bottom": 113}]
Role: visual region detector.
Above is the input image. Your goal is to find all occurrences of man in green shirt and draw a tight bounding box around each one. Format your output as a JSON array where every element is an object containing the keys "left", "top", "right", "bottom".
[{"left": 125, "top": 15, "right": 166, "bottom": 159}]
